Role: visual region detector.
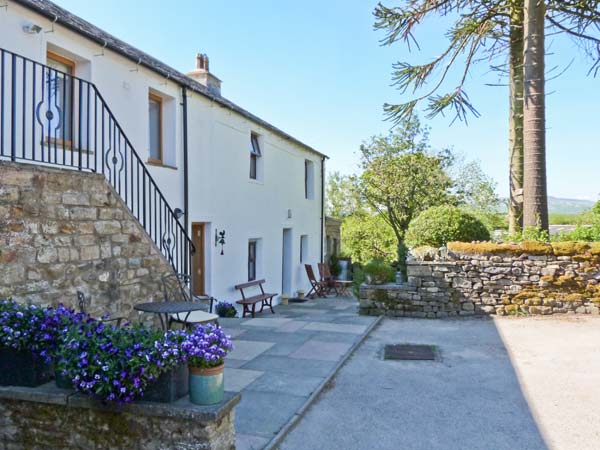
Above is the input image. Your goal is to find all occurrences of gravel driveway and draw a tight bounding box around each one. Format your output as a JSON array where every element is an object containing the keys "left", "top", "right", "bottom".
[{"left": 279, "top": 316, "right": 600, "bottom": 450}]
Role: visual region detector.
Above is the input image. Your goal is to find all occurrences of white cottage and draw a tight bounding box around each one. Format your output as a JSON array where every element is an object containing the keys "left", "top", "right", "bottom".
[{"left": 0, "top": 0, "right": 327, "bottom": 304}]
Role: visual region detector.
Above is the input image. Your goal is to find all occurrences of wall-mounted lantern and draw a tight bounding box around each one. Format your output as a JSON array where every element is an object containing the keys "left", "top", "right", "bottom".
[
  {"left": 215, "top": 229, "right": 226, "bottom": 255},
  {"left": 173, "top": 208, "right": 185, "bottom": 220}
]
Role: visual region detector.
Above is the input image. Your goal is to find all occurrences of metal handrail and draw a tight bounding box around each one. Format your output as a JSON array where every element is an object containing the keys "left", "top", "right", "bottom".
[{"left": 0, "top": 47, "right": 193, "bottom": 276}]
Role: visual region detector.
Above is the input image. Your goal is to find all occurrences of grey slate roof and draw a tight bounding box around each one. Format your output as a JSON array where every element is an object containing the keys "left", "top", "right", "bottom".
[{"left": 12, "top": 0, "right": 326, "bottom": 158}]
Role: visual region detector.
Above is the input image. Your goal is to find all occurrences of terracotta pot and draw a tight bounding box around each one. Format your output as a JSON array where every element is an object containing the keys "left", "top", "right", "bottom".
[{"left": 189, "top": 364, "right": 224, "bottom": 405}]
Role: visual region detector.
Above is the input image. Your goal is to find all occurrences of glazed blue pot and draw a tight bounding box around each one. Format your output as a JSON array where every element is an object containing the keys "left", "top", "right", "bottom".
[{"left": 189, "top": 364, "right": 224, "bottom": 405}]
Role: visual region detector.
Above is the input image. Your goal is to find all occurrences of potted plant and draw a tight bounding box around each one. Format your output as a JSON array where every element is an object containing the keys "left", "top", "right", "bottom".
[
  {"left": 57, "top": 321, "right": 188, "bottom": 404},
  {"left": 182, "top": 324, "right": 233, "bottom": 405},
  {"left": 297, "top": 290, "right": 305, "bottom": 299},
  {"left": 215, "top": 301, "right": 237, "bottom": 318},
  {"left": 0, "top": 300, "right": 52, "bottom": 387},
  {"left": 280, "top": 294, "right": 289, "bottom": 305}
]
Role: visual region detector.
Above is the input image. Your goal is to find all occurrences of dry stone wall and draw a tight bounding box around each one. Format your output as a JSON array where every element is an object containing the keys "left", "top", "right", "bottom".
[
  {"left": 360, "top": 244, "right": 600, "bottom": 317},
  {"left": 0, "top": 161, "right": 174, "bottom": 319}
]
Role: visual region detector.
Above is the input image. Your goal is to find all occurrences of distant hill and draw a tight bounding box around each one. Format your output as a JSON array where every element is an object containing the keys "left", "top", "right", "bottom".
[
  {"left": 497, "top": 196, "right": 595, "bottom": 214},
  {"left": 548, "top": 196, "right": 595, "bottom": 214}
]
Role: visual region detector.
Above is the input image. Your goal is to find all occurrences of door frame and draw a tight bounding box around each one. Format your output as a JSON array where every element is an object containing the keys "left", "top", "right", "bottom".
[{"left": 191, "top": 222, "right": 206, "bottom": 296}]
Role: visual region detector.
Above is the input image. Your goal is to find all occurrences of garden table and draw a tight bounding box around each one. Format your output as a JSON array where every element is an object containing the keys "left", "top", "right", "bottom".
[
  {"left": 134, "top": 301, "right": 215, "bottom": 331},
  {"left": 335, "top": 280, "right": 353, "bottom": 297}
]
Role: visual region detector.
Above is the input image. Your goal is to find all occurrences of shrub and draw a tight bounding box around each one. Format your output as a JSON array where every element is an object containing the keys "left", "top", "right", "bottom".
[
  {"left": 363, "top": 259, "right": 396, "bottom": 285},
  {"left": 215, "top": 301, "right": 237, "bottom": 318},
  {"left": 406, "top": 206, "right": 490, "bottom": 248},
  {"left": 351, "top": 266, "right": 366, "bottom": 298}
]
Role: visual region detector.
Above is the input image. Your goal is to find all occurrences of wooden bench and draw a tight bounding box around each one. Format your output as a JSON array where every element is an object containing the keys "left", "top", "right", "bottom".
[{"left": 234, "top": 279, "right": 277, "bottom": 318}]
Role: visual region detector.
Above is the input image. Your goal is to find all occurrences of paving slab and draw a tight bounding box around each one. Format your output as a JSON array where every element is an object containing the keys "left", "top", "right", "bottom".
[
  {"left": 238, "top": 329, "right": 314, "bottom": 345},
  {"left": 274, "top": 320, "right": 308, "bottom": 333},
  {"left": 225, "top": 368, "right": 264, "bottom": 392},
  {"left": 228, "top": 340, "right": 274, "bottom": 361},
  {"left": 234, "top": 390, "right": 307, "bottom": 437},
  {"left": 289, "top": 340, "right": 353, "bottom": 362},
  {"left": 225, "top": 358, "right": 248, "bottom": 369},
  {"left": 263, "top": 341, "right": 306, "bottom": 357},
  {"left": 242, "top": 355, "right": 336, "bottom": 378},
  {"left": 303, "top": 322, "right": 367, "bottom": 334},
  {"left": 236, "top": 434, "right": 271, "bottom": 450},
  {"left": 243, "top": 318, "right": 293, "bottom": 328},
  {"left": 246, "top": 371, "right": 325, "bottom": 398}
]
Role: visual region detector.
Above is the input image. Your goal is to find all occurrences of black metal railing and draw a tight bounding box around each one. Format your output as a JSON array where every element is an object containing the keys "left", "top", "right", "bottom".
[{"left": 0, "top": 47, "right": 193, "bottom": 277}]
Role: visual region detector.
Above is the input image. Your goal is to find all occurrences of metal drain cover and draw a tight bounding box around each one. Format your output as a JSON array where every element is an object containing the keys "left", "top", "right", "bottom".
[{"left": 383, "top": 344, "right": 436, "bottom": 361}]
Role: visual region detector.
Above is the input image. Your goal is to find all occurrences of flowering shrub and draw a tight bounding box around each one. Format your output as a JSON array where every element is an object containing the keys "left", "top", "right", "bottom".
[
  {"left": 182, "top": 324, "right": 233, "bottom": 369},
  {"left": 0, "top": 300, "right": 86, "bottom": 362},
  {"left": 215, "top": 301, "right": 237, "bottom": 318},
  {"left": 57, "top": 322, "right": 188, "bottom": 404}
]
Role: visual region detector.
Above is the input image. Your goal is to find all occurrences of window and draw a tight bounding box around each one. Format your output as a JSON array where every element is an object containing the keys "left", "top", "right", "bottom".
[
  {"left": 250, "top": 133, "right": 261, "bottom": 180},
  {"left": 248, "top": 240, "right": 257, "bottom": 281},
  {"left": 46, "top": 51, "right": 74, "bottom": 144},
  {"left": 148, "top": 93, "right": 163, "bottom": 162},
  {"left": 305, "top": 160, "right": 315, "bottom": 199},
  {"left": 300, "top": 235, "right": 309, "bottom": 263}
]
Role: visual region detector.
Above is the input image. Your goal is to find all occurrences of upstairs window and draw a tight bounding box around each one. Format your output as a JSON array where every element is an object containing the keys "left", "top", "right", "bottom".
[
  {"left": 46, "top": 51, "right": 75, "bottom": 144},
  {"left": 250, "top": 133, "right": 261, "bottom": 180},
  {"left": 305, "top": 160, "right": 315, "bottom": 199},
  {"left": 148, "top": 93, "right": 163, "bottom": 163}
]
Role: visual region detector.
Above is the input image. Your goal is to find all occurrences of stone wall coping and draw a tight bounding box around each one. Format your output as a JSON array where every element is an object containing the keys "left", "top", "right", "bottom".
[
  {"left": 0, "top": 382, "right": 240, "bottom": 423},
  {"left": 407, "top": 261, "right": 455, "bottom": 266},
  {"left": 360, "top": 283, "right": 412, "bottom": 290}
]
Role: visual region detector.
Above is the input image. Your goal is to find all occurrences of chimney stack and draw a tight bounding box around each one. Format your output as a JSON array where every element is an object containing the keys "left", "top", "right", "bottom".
[{"left": 187, "top": 53, "right": 221, "bottom": 96}]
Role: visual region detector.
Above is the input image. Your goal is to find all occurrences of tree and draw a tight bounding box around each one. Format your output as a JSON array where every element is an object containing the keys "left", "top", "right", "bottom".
[
  {"left": 358, "top": 117, "right": 454, "bottom": 274},
  {"left": 453, "top": 160, "right": 504, "bottom": 230},
  {"left": 522, "top": 0, "right": 548, "bottom": 229},
  {"left": 325, "top": 172, "right": 362, "bottom": 218},
  {"left": 374, "top": 0, "right": 600, "bottom": 235},
  {"left": 341, "top": 212, "right": 397, "bottom": 264},
  {"left": 508, "top": 0, "right": 525, "bottom": 234}
]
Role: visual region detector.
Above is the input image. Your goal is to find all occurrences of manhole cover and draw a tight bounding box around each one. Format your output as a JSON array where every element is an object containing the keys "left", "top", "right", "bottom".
[{"left": 383, "top": 344, "right": 437, "bottom": 361}]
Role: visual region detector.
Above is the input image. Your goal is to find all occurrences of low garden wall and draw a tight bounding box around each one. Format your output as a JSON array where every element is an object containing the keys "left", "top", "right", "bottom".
[
  {"left": 0, "top": 383, "right": 239, "bottom": 450},
  {"left": 359, "top": 242, "right": 600, "bottom": 317}
]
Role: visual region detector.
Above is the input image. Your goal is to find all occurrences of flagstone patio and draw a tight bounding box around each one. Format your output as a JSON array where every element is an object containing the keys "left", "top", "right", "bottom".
[{"left": 217, "top": 296, "right": 377, "bottom": 450}]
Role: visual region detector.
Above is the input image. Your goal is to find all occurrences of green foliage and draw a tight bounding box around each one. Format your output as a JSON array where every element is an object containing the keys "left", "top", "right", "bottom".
[
  {"left": 522, "top": 226, "right": 550, "bottom": 242},
  {"left": 326, "top": 172, "right": 362, "bottom": 218},
  {"left": 358, "top": 116, "right": 454, "bottom": 258},
  {"left": 406, "top": 205, "right": 490, "bottom": 248},
  {"left": 452, "top": 159, "right": 505, "bottom": 231},
  {"left": 351, "top": 266, "right": 366, "bottom": 298},
  {"left": 341, "top": 212, "right": 397, "bottom": 265},
  {"left": 329, "top": 254, "right": 342, "bottom": 277},
  {"left": 363, "top": 260, "right": 396, "bottom": 285},
  {"left": 592, "top": 201, "right": 600, "bottom": 217}
]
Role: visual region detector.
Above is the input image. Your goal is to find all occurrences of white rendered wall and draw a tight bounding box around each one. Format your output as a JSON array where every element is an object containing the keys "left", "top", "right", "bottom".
[{"left": 0, "top": 2, "right": 325, "bottom": 304}]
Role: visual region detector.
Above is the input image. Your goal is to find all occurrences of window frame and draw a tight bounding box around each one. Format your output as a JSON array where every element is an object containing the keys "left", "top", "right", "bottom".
[
  {"left": 148, "top": 92, "right": 164, "bottom": 164},
  {"left": 300, "top": 235, "right": 309, "bottom": 263},
  {"left": 46, "top": 51, "right": 76, "bottom": 147},
  {"left": 248, "top": 240, "right": 257, "bottom": 281},
  {"left": 250, "top": 133, "right": 261, "bottom": 180},
  {"left": 304, "top": 159, "right": 315, "bottom": 199}
]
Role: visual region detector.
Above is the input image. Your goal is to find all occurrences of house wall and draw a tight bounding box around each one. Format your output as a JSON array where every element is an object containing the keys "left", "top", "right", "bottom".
[{"left": 0, "top": 2, "right": 324, "bottom": 304}]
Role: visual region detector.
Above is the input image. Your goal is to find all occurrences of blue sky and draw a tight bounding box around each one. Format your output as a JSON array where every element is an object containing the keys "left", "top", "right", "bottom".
[{"left": 54, "top": 0, "right": 599, "bottom": 200}]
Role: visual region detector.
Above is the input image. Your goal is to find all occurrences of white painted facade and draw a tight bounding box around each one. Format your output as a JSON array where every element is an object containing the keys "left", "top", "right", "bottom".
[{"left": 0, "top": 1, "right": 325, "bottom": 304}]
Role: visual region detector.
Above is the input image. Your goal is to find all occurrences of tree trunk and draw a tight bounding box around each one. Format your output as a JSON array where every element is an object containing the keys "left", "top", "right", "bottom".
[
  {"left": 508, "top": 0, "right": 524, "bottom": 235},
  {"left": 523, "top": 0, "right": 549, "bottom": 231}
]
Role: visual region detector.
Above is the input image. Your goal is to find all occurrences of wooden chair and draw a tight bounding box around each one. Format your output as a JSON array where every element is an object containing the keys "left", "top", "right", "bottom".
[
  {"left": 160, "top": 273, "right": 218, "bottom": 327},
  {"left": 305, "top": 264, "right": 327, "bottom": 298},
  {"left": 318, "top": 263, "right": 339, "bottom": 295},
  {"left": 235, "top": 279, "right": 277, "bottom": 318}
]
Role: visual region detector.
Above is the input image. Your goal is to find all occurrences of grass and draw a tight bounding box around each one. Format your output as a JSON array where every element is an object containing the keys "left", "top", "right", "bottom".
[{"left": 549, "top": 212, "right": 593, "bottom": 225}]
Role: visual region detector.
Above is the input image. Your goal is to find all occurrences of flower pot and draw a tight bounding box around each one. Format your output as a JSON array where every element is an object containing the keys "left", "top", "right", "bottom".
[
  {"left": 281, "top": 295, "right": 289, "bottom": 305},
  {"left": 144, "top": 363, "right": 189, "bottom": 403},
  {"left": 297, "top": 291, "right": 305, "bottom": 299},
  {"left": 189, "top": 364, "right": 224, "bottom": 405},
  {"left": 54, "top": 369, "right": 73, "bottom": 389},
  {"left": 0, "top": 347, "right": 51, "bottom": 387}
]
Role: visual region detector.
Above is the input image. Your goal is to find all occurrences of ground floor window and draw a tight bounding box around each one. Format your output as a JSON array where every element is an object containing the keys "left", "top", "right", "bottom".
[{"left": 248, "top": 240, "right": 257, "bottom": 281}]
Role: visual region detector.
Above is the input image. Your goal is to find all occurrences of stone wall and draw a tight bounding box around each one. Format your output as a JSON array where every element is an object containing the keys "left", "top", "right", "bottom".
[
  {"left": 0, "top": 384, "right": 239, "bottom": 450},
  {"left": 0, "top": 161, "right": 174, "bottom": 319},
  {"left": 359, "top": 244, "right": 600, "bottom": 317}
]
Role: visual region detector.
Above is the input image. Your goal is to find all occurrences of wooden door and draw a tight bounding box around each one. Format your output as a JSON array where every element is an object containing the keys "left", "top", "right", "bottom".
[{"left": 192, "top": 223, "right": 206, "bottom": 295}]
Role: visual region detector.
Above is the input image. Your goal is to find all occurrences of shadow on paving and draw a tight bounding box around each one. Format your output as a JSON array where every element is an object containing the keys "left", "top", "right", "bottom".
[
  {"left": 217, "top": 296, "right": 375, "bottom": 450},
  {"left": 279, "top": 317, "right": 550, "bottom": 450}
]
